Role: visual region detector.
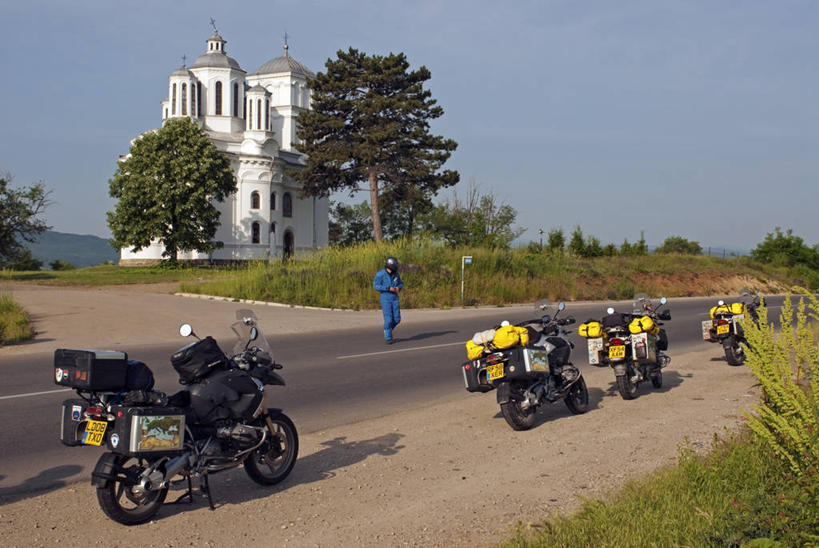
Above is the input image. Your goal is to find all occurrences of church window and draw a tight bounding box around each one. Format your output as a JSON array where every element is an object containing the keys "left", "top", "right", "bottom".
[
  {"left": 283, "top": 192, "right": 292, "bottom": 218},
  {"left": 197, "top": 83, "right": 202, "bottom": 116},
  {"left": 270, "top": 192, "right": 276, "bottom": 210},
  {"left": 248, "top": 100, "right": 252, "bottom": 129},
  {"left": 257, "top": 99, "right": 262, "bottom": 129},
  {"left": 265, "top": 99, "right": 269, "bottom": 130},
  {"left": 171, "top": 83, "right": 177, "bottom": 115},
  {"left": 215, "top": 81, "right": 222, "bottom": 115},
  {"left": 270, "top": 221, "right": 276, "bottom": 233},
  {"left": 233, "top": 83, "right": 238, "bottom": 116},
  {"left": 181, "top": 83, "right": 187, "bottom": 115},
  {"left": 250, "top": 191, "right": 260, "bottom": 209},
  {"left": 252, "top": 222, "right": 260, "bottom": 244}
]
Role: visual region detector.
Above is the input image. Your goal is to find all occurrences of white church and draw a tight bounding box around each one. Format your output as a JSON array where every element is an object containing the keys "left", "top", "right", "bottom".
[{"left": 119, "top": 28, "right": 329, "bottom": 265}]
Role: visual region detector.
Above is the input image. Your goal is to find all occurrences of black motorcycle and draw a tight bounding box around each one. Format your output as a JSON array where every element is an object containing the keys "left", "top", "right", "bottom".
[
  {"left": 702, "top": 289, "right": 761, "bottom": 365},
  {"left": 461, "top": 301, "right": 589, "bottom": 431},
  {"left": 55, "top": 309, "right": 298, "bottom": 525}
]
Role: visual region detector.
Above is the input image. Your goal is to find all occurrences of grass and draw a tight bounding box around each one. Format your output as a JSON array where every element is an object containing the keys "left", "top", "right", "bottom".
[
  {"left": 0, "top": 264, "right": 232, "bottom": 286},
  {"left": 505, "top": 430, "right": 818, "bottom": 547},
  {"left": 0, "top": 292, "right": 34, "bottom": 344}
]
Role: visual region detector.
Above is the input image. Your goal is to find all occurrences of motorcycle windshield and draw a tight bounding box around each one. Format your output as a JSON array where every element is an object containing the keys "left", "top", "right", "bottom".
[
  {"left": 633, "top": 293, "right": 650, "bottom": 313},
  {"left": 230, "top": 308, "right": 274, "bottom": 358}
]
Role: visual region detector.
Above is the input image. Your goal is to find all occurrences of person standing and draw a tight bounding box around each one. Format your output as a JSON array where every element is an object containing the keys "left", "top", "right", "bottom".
[{"left": 373, "top": 256, "right": 403, "bottom": 344}]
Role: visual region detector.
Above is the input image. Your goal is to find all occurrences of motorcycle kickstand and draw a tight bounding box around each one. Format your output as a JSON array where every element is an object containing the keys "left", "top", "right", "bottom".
[
  {"left": 202, "top": 472, "right": 215, "bottom": 511},
  {"left": 168, "top": 475, "right": 194, "bottom": 505}
]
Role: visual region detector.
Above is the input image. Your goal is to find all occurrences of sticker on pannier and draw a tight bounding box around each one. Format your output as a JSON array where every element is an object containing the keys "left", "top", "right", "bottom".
[{"left": 578, "top": 321, "right": 603, "bottom": 338}]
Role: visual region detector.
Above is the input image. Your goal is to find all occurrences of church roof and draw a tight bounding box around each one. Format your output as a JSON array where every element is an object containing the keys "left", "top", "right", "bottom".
[
  {"left": 190, "top": 51, "right": 244, "bottom": 71},
  {"left": 252, "top": 47, "right": 314, "bottom": 78},
  {"left": 171, "top": 65, "right": 193, "bottom": 77},
  {"left": 247, "top": 84, "right": 269, "bottom": 94}
]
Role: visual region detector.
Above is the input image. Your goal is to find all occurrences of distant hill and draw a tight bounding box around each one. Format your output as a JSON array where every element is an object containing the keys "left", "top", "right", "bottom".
[{"left": 25, "top": 231, "right": 119, "bottom": 268}]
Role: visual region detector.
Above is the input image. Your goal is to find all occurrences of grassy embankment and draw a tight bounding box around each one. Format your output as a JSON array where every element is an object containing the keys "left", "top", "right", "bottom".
[
  {"left": 506, "top": 294, "right": 819, "bottom": 547},
  {"left": 0, "top": 264, "right": 232, "bottom": 286},
  {"left": 176, "top": 240, "right": 806, "bottom": 309},
  {"left": 0, "top": 292, "right": 34, "bottom": 344}
]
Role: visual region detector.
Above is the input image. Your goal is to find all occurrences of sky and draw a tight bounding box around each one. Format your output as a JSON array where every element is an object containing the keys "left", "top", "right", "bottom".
[{"left": 1, "top": 0, "right": 817, "bottom": 252}]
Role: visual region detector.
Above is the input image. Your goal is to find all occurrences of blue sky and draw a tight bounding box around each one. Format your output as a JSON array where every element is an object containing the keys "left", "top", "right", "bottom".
[{"left": 1, "top": 0, "right": 817, "bottom": 251}]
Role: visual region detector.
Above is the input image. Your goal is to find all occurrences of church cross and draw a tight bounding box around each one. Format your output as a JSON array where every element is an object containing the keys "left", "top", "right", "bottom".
[
  {"left": 182, "top": 54, "right": 187, "bottom": 67},
  {"left": 210, "top": 18, "right": 218, "bottom": 33}
]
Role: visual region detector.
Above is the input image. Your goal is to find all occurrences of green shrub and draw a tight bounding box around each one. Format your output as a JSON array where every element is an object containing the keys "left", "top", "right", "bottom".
[{"left": 0, "top": 292, "right": 34, "bottom": 344}]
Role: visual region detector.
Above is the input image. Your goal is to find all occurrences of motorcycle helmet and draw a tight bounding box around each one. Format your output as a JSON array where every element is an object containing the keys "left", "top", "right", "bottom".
[{"left": 385, "top": 256, "right": 399, "bottom": 272}]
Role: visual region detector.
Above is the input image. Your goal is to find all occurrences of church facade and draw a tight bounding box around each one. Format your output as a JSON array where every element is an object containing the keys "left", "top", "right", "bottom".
[{"left": 119, "top": 29, "right": 329, "bottom": 265}]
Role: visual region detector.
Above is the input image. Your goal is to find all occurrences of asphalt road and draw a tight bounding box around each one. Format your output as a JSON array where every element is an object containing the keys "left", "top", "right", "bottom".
[{"left": 0, "top": 295, "right": 785, "bottom": 503}]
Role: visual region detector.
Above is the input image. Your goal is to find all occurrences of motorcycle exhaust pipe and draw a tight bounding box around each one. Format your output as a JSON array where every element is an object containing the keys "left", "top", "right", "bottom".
[{"left": 161, "top": 453, "right": 194, "bottom": 484}]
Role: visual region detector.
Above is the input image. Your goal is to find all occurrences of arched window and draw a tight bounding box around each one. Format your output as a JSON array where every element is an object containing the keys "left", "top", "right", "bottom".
[
  {"left": 191, "top": 86, "right": 196, "bottom": 117},
  {"left": 197, "top": 83, "right": 202, "bottom": 116},
  {"left": 270, "top": 221, "right": 276, "bottom": 233},
  {"left": 270, "top": 192, "right": 276, "bottom": 210},
  {"left": 247, "top": 100, "right": 252, "bottom": 130},
  {"left": 233, "top": 83, "right": 238, "bottom": 116},
  {"left": 283, "top": 192, "right": 292, "bottom": 218},
  {"left": 250, "top": 191, "right": 260, "bottom": 209},
  {"left": 257, "top": 99, "right": 262, "bottom": 130},
  {"left": 251, "top": 222, "right": 261, "bottom": 244},
  {"left": 215, "top": 81, "right": 222, "bottom": 115},
  {"left": 181, "top": 83, "right": 187, "bottom": 115},
  {"left": 265, "top": 99, "right": 269, "bottom": 130},
  {"left": 171, "top": 83, "right": 177, "bottom": 115}
]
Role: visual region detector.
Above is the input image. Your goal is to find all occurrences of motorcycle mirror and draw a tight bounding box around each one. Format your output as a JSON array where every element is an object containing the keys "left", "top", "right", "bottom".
[
  {"left": 718, "top": 300, "right": 725, "bottom": 306},
  {"left": 606, "top": 307, "right": 615, "bottom": 315},
  {"left": 249, "top": 326, "right": 258, "bottom": 341},
  {"left": 558, "top": 302, "right": 565, "bottom": 311},
  {"left": 660, "top": 297, "right": 667, "bottom": 305},
  {"left": 179, "top": 324, "right": 193, "bottom": 337}
]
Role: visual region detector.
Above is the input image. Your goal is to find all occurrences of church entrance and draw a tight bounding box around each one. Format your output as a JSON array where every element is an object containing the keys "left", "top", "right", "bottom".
[{"left": 283, "top": 230, "right": 294, "bottom": 260}]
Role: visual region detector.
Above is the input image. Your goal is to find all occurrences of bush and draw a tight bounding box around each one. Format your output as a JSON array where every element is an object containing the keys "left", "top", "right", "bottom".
[
  {"left": 655, "top": 235, "right": 702, "bottom": 255},
  {"left": 0, "top": 292, "right": 34, "bottom": 344},
  {"left": 50, "top": 259, "right": 76, "bottom": 271}
]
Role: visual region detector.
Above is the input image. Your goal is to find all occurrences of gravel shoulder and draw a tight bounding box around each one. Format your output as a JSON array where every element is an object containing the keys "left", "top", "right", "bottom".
[{"left": 0, "top": 284, "right": 760, "bottom": 546}]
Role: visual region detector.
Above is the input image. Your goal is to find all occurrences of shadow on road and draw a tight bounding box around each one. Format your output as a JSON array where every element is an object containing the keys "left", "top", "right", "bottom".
[
  {"left": 392, "top": 330, "right": 456, "bottom": 343},
  {"left": 0, "top": 465, "right": 84, "bottom": 506},
  {"left": 154, "top": 432, "right": 406, "bottom": 519},
  {"left": 603, "top": 369, "right": 687, "bottom": 398}
]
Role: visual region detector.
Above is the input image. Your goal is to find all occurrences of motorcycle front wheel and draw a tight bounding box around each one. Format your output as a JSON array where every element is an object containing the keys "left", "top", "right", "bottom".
[
  {"left": 564, "top": 376, "right": 589, "bottom": 414},
  {"left": 500, "top": 387, "right": 537, "bottom": 431},
  {"left": 615, "top": 371, "right": 638, "bottom": 400},
  {"left": 650, "top": 368, "right": 663, "bottom": 388},
  {"left": 724, "top": 344, "right": 745, "bottom": 366},
  {"left": 244, "top": 412, "right": 299, "bottom": 486},
  {"left": 96, "top": 454, "right": 168, "bottom": 525}
]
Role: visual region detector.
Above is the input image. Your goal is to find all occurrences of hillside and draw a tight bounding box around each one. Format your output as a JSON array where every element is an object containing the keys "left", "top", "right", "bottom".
[{"left": 25, "top": 230, "right": 118, "bottom": 268}]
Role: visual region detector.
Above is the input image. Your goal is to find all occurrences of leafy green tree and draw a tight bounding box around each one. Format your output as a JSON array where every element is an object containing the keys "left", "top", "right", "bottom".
[
  {"left": 655, "top": 235, "right": 702, "bottom": 255},
  {"left": 751, "top": 227, "right": 819, "bottom": 269},
  {"left": 328, "top": 200, "right": 373, "bottom": 246},
  {"left": 0, "top": 174, "right": 50, "bottom": 268},
  {"left": 294, "top": 48, "right": 459, "bottom": 242},
  {"left": 50, "top": 259, "right": 76, "bottom": 271},
  {"left": 602, "top": 242, "right": 619, "bottom": 256},
  {"left": 568, "top": 226, "right": 585, "bottom": 256},
  {"left": 547, "top": 228, "right": 565, "bottom": 252},
  {"left": 107, "top": 118, "right": 236, "bottom": 262}
]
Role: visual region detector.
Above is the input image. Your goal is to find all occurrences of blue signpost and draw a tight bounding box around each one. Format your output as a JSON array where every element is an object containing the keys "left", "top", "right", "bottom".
[{"left": 461, "top": 255, "right": 472, "bottom": 303}]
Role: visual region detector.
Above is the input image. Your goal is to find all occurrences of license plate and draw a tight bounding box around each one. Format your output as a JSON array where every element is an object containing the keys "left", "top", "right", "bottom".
[
  {"left": 608, "top": 345, "right": 626, "bottom": 359},
  {"left": 716, "top": 324, "right": 730, "bottom": 335},
  {"left": 486, "top": 362, "right": 504, "bottom": 381},
  {"left": 82, "top": 420, "right": 107, "bottom": 446}
]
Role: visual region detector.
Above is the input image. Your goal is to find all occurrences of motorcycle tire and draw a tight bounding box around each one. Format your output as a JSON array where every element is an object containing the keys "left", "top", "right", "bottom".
[
  {"left": 616, "top": 373, "right": 638, "bottom": 400},
  {"left": 564, "top": 376, "right": 589, "bottom": 415},
  {"left": 95, "top": 454, "right": 168, "bottom": 525},
  {"left": 650, "top": 368, "right": 663, "bottom": 388},
  {"left": 724, "top": 344, "right": 745, "bottom": 366},
  {"left": 499, "top": 385, "right": 537, "bottom": 430},
  {"left": 244, "top": 412, "right": 299, "bottom": 486}
]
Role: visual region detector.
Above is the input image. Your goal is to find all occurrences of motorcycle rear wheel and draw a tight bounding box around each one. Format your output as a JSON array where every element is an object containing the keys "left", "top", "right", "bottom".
[
  {"left": 500, "top": 396, "right": 537, "bottom": 431},
  {"left": 96, "top": 454, "right": 168, "bottom": 525},
  {"left": 724, "top": 344, "right": 745, "bottom": 366},
  {"left": 244, "top": 412, "right": 299, "bottom": 486},
  {"left": 616, "top": 373, "right": 638, "bottom": 400},
  {"left": 564, "top": 376, "right": 589, "bottom": 414},
  {"left": 650, "top": 367, "right": 663, "bottom": 388}
]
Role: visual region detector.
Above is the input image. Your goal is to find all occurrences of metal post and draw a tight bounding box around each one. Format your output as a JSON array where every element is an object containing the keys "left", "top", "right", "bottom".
[{"left": 461, "top": 256, "right": 472, "bottom": 303}]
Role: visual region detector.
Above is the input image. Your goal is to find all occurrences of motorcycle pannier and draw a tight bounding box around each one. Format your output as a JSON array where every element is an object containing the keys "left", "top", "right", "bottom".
[
  {"left": 461, "top": 361, "right": 494, "bottom": 393},
  {"left": 107, "top": 405, "right": 186, "bottom": 457},
  {"left": 54, "top": 349, "right": 129, "bottom": 391},
  {"left": 578, "top": 321, "right": 603, "bottom": 338},
  {"left": 171, "top": 336, "right": 227, "bottom": 384},
  {"left": 59, "top": 398, "right": 90, "bottom": 446}
]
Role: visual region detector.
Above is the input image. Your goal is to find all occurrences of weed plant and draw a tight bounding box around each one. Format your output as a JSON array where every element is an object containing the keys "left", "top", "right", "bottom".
[{"left": 0, "top": 292, "right": 34, "bottom": 344}]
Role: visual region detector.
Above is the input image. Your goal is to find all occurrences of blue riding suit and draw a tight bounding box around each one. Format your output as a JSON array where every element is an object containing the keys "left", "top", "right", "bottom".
[{"left": 373, "top": 268, "right": 403, "bottom": 341}]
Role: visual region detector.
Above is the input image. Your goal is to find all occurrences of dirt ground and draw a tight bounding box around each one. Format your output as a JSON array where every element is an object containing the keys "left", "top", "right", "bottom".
[{"left": 0, "top": 284, "right": 760, "bottom": 547}]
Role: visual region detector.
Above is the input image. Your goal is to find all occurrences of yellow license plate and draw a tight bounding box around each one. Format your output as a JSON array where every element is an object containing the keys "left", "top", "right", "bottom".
[
  {"left": 608, "top": 345, "right": 626, "bottom": 359},
  {"left": 486, "top": 362, "right": 504, "bottom": 381},
  {"left": 716, "top": 324, "right": 730, "bottom": 335},
  {"left": 82, "top": 420, "right": 107, "bottom": 446}
]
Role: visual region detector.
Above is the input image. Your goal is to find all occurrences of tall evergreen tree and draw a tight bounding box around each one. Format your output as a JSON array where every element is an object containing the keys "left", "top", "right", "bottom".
[
  {"left": 107, "top": 118, "right": 236, "bottom": 262},
  {"left": 294, "top": 48, "right": 459, "bottom": 242}
]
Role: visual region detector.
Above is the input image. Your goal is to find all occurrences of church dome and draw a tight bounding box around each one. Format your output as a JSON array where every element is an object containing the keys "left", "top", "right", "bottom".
[
  {"left": 171, "top": 65, "right": 193, "bottom": 77},
  {"left": 190, "top": 30, "right": 244, "bottom": 71},
  {"left": 252, "top": 45, "right": 314, "bottom": 77}
]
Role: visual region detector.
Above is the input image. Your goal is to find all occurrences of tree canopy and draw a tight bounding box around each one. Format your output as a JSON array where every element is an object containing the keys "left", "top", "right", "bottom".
[
  {"left": 751, "top": 227, "right": 819, "bottom": 269},
  {"left": 0, "top": 174, "right": 50, "bottom": 269},
  {"left": 107, "top": 118, "right": 236, "bottom": 261},
  {"left": 294, "top": 48, "right": 459, "bottom": 242},
  {"left": 655, "top": 235, "right": 702, "bottom": 255}
]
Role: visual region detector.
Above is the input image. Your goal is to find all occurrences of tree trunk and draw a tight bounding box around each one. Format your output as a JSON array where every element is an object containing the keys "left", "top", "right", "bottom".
[{"left": 368, "top": 169, "right": 383, "bottom": 243}]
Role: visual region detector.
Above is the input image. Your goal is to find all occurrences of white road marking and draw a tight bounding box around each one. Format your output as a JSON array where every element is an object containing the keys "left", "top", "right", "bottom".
[
  {"left": 0, "top": 388, "right": 73, "bottom": 401},
  {"left": 337, "top": 341, "right": 464, "bottom": 360}
]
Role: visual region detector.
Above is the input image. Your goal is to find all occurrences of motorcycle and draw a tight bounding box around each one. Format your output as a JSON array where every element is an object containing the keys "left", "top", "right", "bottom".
[
  {"left": 580, "top": 294, "right": 671, "bottom": 400},
  {"left": 54, "top": 309, "right": 298, "bottom": 525},
  {"left": 461, "top": 301, "right": 589, "bottom": 431},
  {"left": 702, "top": 289, "right": 761, "bottom": 366}
]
